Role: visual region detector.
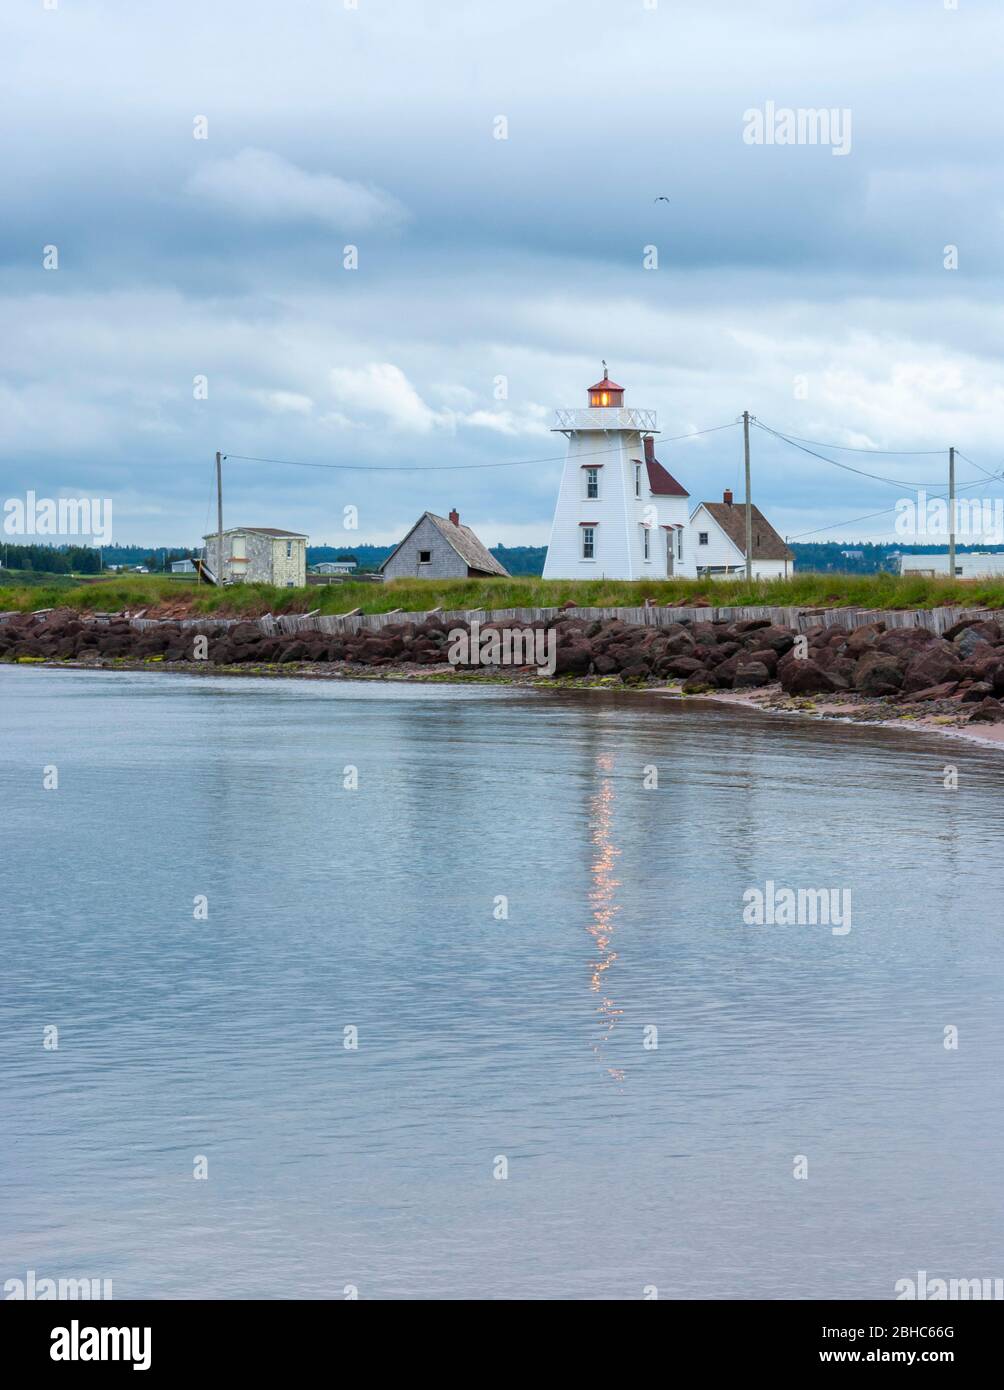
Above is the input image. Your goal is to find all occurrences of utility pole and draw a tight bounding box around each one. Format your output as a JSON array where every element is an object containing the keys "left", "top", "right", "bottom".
[
  {"left": 743, "top": 410, "right": 753, "bottom": 582},
  {"left": 948, "top": 446, "right": 956, "bottom": 581},
  {"left": 215, "top": 450, "right": 224, "bottom": 585}
]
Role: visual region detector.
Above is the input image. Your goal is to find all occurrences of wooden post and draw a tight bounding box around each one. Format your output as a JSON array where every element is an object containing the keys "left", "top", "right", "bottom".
[
  {"left": 743, "top": 411, "right": 753, "bottom": 582},
  {"left": 948, "top": 446, "right": 956, "bottom": 582},
  {"left": 215, "top": 451, "right": 224, "bottom": 585}
]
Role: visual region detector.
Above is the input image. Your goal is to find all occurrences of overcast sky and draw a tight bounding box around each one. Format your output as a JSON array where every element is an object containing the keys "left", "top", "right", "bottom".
[{"left": 3, "top": 0, "right": 1003, "bottom": 549}]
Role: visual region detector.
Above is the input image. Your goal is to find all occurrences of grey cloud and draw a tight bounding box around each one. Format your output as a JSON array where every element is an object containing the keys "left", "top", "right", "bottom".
[
  {"left": 1, "top": 0, "right": 1002, "bottom": 546},
  {"left": 186, "top": 149, "right": 409, "bottom": 233}
]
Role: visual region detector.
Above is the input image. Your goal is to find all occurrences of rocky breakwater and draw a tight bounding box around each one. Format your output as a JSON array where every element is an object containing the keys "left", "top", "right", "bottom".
[
  {"left": 3, "top": 608, "right": 1004, "bottom": 724},
  {"left": 769, "top": 615, "right": 1004, "bottom": 724},
  {"left": 0, "top": 609, "right": 521, "bottom": 668}
]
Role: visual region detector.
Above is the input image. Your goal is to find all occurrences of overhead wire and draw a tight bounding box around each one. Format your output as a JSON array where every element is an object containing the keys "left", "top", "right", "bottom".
[{"left": 222, "top": 421, "right": 740, "bottom": 473}]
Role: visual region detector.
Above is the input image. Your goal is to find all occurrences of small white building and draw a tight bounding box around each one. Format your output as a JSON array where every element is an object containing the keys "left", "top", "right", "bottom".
[
  {"left": 899, "top": 552, "right": 1004, "bottom": 579},
  {"left": 543, "top": 371, "right": 694, "bottom": 579},
  {"left": 312, "top": 560, "right": 357, "bottom": 575},
  {"left": 171, "top": 558, "right": 197, "bottom": 574},
  {"left": 202, "top": 527, "right": 308, "bottom": 587},
  {"left": 690, "top": 491, "right": 795, "bottom": 579}
]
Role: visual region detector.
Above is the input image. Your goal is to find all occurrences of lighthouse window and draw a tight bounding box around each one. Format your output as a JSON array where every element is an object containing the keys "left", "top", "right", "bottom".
[
  {"left": 585, "top": 468, "right": 599, "bottom": 499},
  {"left": 698, "top": 532, "right": 709, "bottom": 545},
  {"left": 634, "top": 464, "right": 642, "bottom": 498},
  {"left": 642, "top": 526, "right": 650, "bottom": 561},
  {"left": 581, "top": 527, "right": 595, "bottom": 560}
]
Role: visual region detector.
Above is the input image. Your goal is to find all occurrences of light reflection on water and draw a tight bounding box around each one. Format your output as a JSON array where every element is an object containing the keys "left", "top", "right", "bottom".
[
  {"left": 587, "top": 753, "right": 625, "bottom": 1086},
  {"left": 1, "top": 667, "right": 1003, "bottom": 1300}
]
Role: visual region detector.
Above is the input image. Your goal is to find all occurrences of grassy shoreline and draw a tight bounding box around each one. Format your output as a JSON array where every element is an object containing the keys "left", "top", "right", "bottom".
[{"left": 3, "top": 570, "right": 1004, "bottom": 617}]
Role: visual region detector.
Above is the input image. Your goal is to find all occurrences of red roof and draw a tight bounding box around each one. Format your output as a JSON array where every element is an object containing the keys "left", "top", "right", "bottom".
[
  {"left": 640, "top": 455, "right": 689, "bottom": 498},
  {"left": 587, "top": 375, "right": 624, "bottom": 392}
]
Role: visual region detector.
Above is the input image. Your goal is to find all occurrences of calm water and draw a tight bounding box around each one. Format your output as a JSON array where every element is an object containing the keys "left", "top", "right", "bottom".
[{"left": 2, "top": 665, "right": 1003, "bottom": 1300}]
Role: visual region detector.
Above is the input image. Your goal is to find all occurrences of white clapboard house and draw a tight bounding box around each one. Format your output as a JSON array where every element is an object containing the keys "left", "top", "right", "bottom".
[
  {"left": 689, "top": 491, "right": 794, "bottom": 579},
  {"left": 542, "top": 371, "right": 694, "bottom": 579}
]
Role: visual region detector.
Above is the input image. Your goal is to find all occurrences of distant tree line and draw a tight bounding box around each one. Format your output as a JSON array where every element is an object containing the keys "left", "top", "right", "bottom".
[
  {"left": 0, "top": 543, "right": 199, "bottom": 574},
  {"left": 6, "top": 538, "right": 1003, "bottom": 581},
  {"left": 790, "top": 541, "right": 1004, "bottom": 574},
  {"left": 0, "top": 543, "right": 103, "bottom": 574}
]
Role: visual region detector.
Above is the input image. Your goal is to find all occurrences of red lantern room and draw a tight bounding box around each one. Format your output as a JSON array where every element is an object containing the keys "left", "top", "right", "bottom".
[{"left": 587, "top": 364, "right": 624, "bottom": 408}]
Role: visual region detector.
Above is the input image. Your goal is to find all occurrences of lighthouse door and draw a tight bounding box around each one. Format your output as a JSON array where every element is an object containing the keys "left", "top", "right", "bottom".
[{"left": 665, "top": 529, "right": 675, "bottom": 576}]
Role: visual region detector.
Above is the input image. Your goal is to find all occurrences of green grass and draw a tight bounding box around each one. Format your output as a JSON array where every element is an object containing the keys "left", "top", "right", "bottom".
[
  {"left": 2, "top": 570, "right": 1004, "bottom": 616},
  {"left": 0, "top": 570, "right": 86, "bottom": 591}
]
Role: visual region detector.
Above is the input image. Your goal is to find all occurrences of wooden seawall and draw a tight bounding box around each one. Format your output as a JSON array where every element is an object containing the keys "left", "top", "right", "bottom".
[{"left": 122, "top": 603, "right": 1002, "bottom": 638}]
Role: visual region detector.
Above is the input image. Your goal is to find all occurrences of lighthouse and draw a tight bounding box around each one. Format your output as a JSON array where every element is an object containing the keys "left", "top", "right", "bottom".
[{"left": 542, "top": 368, "right": 693, "bottom": 579}]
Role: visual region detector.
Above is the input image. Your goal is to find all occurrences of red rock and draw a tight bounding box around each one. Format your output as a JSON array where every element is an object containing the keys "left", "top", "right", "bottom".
[
  {"left": 746, "top": 647, "right": 779, "bottom": 676},
  {"left": 845, "top": 623, "right": 885, "bottom": 656},
  {"left": 657, "top": 655, "right": 705, "bottom": 679},
  {"left": 961, "top": 682, "right": 994, "bottom": 702},
  {"left": 279, "top": 641, "right": 308, "bottom": 663},
  {"left": 955, "top": 627, "right": 994, "bottom": 661},
  {"left": 853, "top": 650, "right": 904, "bottom": 695},
  {"left": 968, "top": 697, "right": 1004, "bottom": 723},
  {"left": 663, "top": 631, "right": 696, "bottom": 656},
  {"left": 779, "top": 658, "right": 839, "bottom": 695},
  {"left": 733, "top": 660, "right": 772, "bottom": 688},
  {"left": 901, "top": 645, "right": 963, "bottom": 694},
  {"left": 876, "top": 627, "right": 937, "bottom": 657},
  {"left": 905, "top": 682, "right": 959, "bottom": 702},
  {"left": 552, "top": 641, "right": 592, "bottom": 675},
  {"left": 748, "top": 625, "right": 796, "bottom": 654},
  {"left": 945, "top": 617, "right": 1001, "bottom": 643}
]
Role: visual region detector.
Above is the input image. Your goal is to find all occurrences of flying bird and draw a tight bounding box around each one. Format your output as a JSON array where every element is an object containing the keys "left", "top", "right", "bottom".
[{"left": 654, "top": 196, "right": 670, "bottom": 203}]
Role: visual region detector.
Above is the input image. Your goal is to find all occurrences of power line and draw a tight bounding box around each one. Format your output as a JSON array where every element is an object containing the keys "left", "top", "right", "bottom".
[
  {"left": 222, "top": 421, "right": 740, "bottom": 473},
  {"left": 217, "top": 415, "right": 1004, "bottom": 547},
  {"left": 787, "top": 506, "right": 906, "bottom": 541},
  {"left": 786, "top": 471, "right": 1004, "bottom": 540},
  {"left": 754, "top": 420, "right": 953, "bottom": 487},
  {"left": 753, "top": 427, "right": 945, "bottom": 456},
  {"left": 956, "top": 450, "right": 1004, "bottom": 483}
]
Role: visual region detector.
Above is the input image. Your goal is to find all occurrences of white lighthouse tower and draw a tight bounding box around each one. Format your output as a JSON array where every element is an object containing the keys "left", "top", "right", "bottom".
[{"left": 542, "top": 367, "right": 694, "bottom": 580}]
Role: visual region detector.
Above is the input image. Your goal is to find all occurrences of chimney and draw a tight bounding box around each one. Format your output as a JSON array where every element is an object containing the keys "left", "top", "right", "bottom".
[
  {"left": 449, "top": 508, "right": 460, "bottom": 526},
  {"left": 643, "top": 436, "right": 655, "bottom": 463},
  {"left": 723, "top": 489, "right": 733, "bottom": 506}
]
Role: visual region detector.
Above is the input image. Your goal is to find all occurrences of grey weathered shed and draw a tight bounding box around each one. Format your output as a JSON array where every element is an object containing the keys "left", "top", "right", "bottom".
[{"left": 380, "top": 511, "right": 510, "bottom": 580}]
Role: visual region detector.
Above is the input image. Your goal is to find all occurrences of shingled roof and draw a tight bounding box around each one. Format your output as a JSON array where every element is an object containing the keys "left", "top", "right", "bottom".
[
  {"left": 201, "top": 526, "right": 307, "bottom": 539},
  {"left": 380, "top": 512, "right": 511, "bottom": 577},
  {"left": 642, "top": 456, "right": 689, "bottom": 497},
  {"left": 697, "top": 501, "right": 794, "bottom": 561},
  {"left": 632, "top": 437, "right": 689, "bottom": 498}
]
